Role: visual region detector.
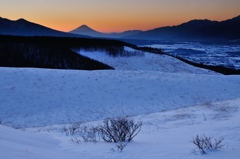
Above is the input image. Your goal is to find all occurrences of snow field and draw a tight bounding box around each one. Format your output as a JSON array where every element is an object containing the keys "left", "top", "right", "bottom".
[
  {"left": 0, "top": 68, "right": 239, "bottom": 128},
  {"left": 78, "top": 47, "right": 217, "bottom": 74},
  {"left": 1, "top": 46, "right": 240, "bottom": 159},
  {"left": 1, "top": 98, "right": 240, "bottom": 159}
]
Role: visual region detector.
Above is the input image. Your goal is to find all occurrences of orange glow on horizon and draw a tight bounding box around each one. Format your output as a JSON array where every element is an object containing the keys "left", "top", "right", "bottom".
[
  {"left": 1, "top": 0, "right": 240, "bottom": 33},
  {"left": 37, "top": 14, "right": 238, "bottom": 33}
]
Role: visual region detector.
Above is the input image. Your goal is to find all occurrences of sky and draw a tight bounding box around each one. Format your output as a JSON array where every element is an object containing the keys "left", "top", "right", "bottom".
[{"left": 1, "top": 0, "right": 240, "bottom": 33}]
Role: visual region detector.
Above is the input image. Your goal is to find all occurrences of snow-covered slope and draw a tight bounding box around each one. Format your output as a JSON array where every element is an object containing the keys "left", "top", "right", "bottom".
[
  {"left": 78, "top": 47, "right": 217, "bottom": 74},
  {"left": 1, "top": 98, "right": 240, "bottom": 159},
  {"left": 0, "top": 46, "right": 240, "bottom": 159},
  {"left": 0, "top": 68, "right": 239, "bottom": 128}
]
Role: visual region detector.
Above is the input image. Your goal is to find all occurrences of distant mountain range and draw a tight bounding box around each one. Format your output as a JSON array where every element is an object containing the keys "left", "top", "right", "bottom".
[
  {"left": 0, "top": 15, "right": 240, "bottom": 41},
  {"left": 69, "top": 25, "right": 142, "bottom": 38},
  {"left": 124, "top": 15, "right": 240, "bottom": 41},
  {"left": 0, "top": 17, "right": 87, "bottom": 37},
  {"left": 71, "top": 15, "right": 240, "bottom": 41}
]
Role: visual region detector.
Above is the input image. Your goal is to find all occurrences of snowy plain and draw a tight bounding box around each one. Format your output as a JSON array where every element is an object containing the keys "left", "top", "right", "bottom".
[{"left": 0, "top": 47, "right": 240, "bottom": 159}]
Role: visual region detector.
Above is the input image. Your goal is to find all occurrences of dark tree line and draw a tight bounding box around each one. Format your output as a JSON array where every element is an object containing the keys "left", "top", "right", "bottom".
[
  {"left": 0, "top": 35, "right": 164, "bottom": 70},
  {"left": 0, "top": 43, "right": 112, "bottom": 70},
  {"left": 0, "top": 35, "right": 129, "bottom": 70}
]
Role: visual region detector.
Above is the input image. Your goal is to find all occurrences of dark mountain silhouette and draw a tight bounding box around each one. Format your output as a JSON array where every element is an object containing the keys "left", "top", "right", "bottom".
[
  {"left": 0, "top": 17, "right": 87, "bottom": 37},
  {"left": 70, "top": 25, "right": 105, "bottom": 37},
  {"left": 124, "top": 15, "right": 240, "bottom": 41},
  {"left": 70, "top": 24, "right": 142, "bottom": 38}
]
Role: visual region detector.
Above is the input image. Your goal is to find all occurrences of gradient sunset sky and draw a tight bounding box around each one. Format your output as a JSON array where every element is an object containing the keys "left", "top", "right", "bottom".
[{"left": 1, "top": 0, "right": 240, "bottom": 33}]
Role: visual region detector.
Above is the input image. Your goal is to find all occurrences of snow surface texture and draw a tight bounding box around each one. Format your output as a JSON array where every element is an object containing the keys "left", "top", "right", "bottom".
[
  {"left": 1, "top": 68, "right": 239, "bottom": 128},
  {"left": 1, "top": 98, "right": 240, "bottom": 159},
  {"left": 0, "top": 47, "right": 240, "bottom": 158},
  {"left": 78, "top": 47, "right": 217, "bottom": 74}
]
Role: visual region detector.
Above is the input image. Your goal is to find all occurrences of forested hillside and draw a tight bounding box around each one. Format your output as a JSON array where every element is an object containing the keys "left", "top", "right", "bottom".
[{"left": 0, "top": 35, "right": 133, "bottom": 70}]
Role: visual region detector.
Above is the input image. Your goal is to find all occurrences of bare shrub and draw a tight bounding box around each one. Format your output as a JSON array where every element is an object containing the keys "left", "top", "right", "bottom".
[
  {"left": 62, "top": 122, "right": 82, "bottom": 136},
  {"left": 191, "top": 135, "right": 225, "bottom": 154},
  {"left": 99, "top": 117, "right": 142, "bottom": 143},
  {"left": 62, "top": 122, "right": 99, "bottom": 144},
  {"left": 64, "top": 117, "right": 142, "bottom": 146},
  {"left": 78, "top": 125, "right": 99, "bottom": 143}
]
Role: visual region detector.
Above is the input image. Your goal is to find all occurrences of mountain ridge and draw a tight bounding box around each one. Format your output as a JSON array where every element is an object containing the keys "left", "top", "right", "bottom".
[
  {"left": 1, "top": 15, "right": 240, "bottom": 40},
  {"left": 0, "top": 17, "right": 87, "bottom": 37},
  {"left": 70, "top": 24, "right": 142, "bottom": 38},
  {"left": 70, "top": 25, "right": 106, "bottom": 37},
  {"left": 124, "top": 15, "right": 240, "bottom": 41}
]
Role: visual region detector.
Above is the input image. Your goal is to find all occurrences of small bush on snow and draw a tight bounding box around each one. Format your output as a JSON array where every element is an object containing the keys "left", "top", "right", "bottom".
[
  {"left": 63, "top": 117, "right": 142, "bottom": 146},
  {"left": 191, "top": 135, "right": 225, "bottom": 154},
  {"left": 62, "top": 122, "right": 82, "bottom": 136},
  {"left": 98, "top": 117, "right": 142, "bottom": 143},
  {"left": 62, "top": 122, "right": 99, "bottom": 143},
  {"left": 78, "top": 125, "right": 99, "bottom": 143}
]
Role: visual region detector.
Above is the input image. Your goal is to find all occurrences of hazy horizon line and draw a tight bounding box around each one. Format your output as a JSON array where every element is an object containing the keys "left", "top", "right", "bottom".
[{"left": 1, "top": 14, "right": 239, "bottom": 34}]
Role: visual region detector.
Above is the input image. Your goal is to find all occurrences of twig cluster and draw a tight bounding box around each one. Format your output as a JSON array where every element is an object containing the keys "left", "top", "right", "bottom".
[
  {"left": 62, "top": 122, "right": 99, "bottom": 143},
  {"left": 191, "top": 135, "right": 225, "bottom": 154},
  {"left": 99, "top": 117, "right": 142, "bottom": 143},
  {"left": 62, "top": 116, "right": 142, "bottom": 149}
]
